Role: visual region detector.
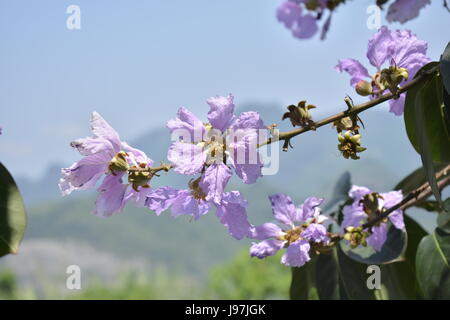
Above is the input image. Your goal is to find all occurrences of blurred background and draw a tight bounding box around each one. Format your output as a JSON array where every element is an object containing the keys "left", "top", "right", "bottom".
[{"left": 0, "top": 0, "right": 449, "bottom": 299}]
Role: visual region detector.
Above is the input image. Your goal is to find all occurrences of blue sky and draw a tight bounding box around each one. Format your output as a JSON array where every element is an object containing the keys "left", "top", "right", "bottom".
[{"left": 1, "top": 0, "right": 449, "bottom": 179}]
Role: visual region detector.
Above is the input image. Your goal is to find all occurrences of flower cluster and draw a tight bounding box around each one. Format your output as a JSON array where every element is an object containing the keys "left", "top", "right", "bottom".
[
  {"left": 335, "top": 26, "right": 430, "bottom": 115},
  {"left": 249, "top": 193, "right": 330, "bottom": 267},
  {"left": 276, "top": 0, "right": 339, "bottom": 40},
  {"left": 341, "top": 185, "right": 405, "bottom": 251}
]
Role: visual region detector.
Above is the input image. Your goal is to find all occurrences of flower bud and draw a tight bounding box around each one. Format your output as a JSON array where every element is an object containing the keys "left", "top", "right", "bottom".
[
  {"left": 108, "top": 152, "right": 130, "bottom": 174},
  {"left": 355, "top": 80, "right": 373, "bottom": 96}
]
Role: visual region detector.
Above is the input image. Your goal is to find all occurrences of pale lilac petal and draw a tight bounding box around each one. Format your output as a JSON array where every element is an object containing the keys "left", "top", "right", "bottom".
[
  {"left": 341, "top": 204, "right": 366, "bottom": 230},
  {"left": 296, "top": 197, "right": 324, "bottom": 222},
  {"left": 199, "top": 163, "right": 232, "bottom": 205},
  {"left": 250, "top": 239, "right": 285, "bottom": 259},
  {"left": 367, "top": 26, "right": 393, "bottom": 69},
  {"left": 230, "top": 111, "right": 265, "bottom": 130},
  {"left": 70, "top": 137, "right": 116, "bottom": 157},
  {"left": 390, "top": 29, "right": 430, "bottom": 75},
  {"left": 381, "top": 190, "right": 403, "bottom": 208},
  {"left": 367, "top": 224, "right": 388, "bottom": 251},
  {"left": 93, "top": 174, "right": 128, "bottom": 217},
  {"left": 276, "top": 1, "right": 302, "bottom": 28},
  {"left": 349, "top": 185, "right": 371, "bottom": 200},
  {"left": 59, "top": 153, "right": 110, "bottom": 196},
  {"left": 301, "top": 223, "right": 329, "bottom": 243},
  {"left": 335, "top": 59, "right": 370, "bottom": 87},
  {"left": 170, "top": 190, "right": 209, "bottom": 220},
  {"left": 291, "top": 14, "right": 318, "bottom": 39},
  {"left": 216, "top": 191, "right": 252, "bottom": 240},
  {"left": 269, "top": 193, "right": 297, "bottom": 226},
  {"left": 145, "top": 186, "right": 181, "bottom": 215},
  {"left": 250, "top": 223, "right": 283, "bottom": 240},
  {"left": 281, "top": 240, "right": 311, "bottom": 267},
  {"left": 167, "top": 107, "right": 205, "bottom": 143},
  {"left": 388, "top": 93, "right": 406, "bottom": 116},
  {"left": 389, "top": 210, "right": 405, "bottom": 230},
  {"left": 207, "top": 95, "right": 235, "bottom": 132},
  {"left": 386, "top": 0, "right": 431, "bottom": 24},
  {"left": 167, "top": 142, "right": 206, "bottom": 175},
  {"left": 90, "top": 112, "right": 122, "bottom": 151}
]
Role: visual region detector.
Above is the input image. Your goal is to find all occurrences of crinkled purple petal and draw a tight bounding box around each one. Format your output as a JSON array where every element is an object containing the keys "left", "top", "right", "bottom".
[
  {"left": 207, "top": 94, "right": 235, "bottom": 132},
  {"left": 199, "top": 163, "right": 232, "bottom": 205},
  {"left": 90, "top": 112, "right": 122, "bottom": 152},
  {"left": 296, "top": 196, "right": 324, "bottom": 222},
  {"left": 146, "top": 186, "right": 181, "bottom": 215},
  {"left": 281, "top": 240, "right": 311, "bottom": 267},
  {"left": 250, "top": 223, "right": 283, "bottom": 240},
  {"left": 386, "top": 0, "right": 431, "bottom": 24},
  {"left": 367, "top": 224, "right": 388, "bottom": 251},
  {"left": 70, "top": 137, "right": 116, "bottom": 157},
  {"left": 349, "top": 185, "right": 371, "bottom": 200},
  {"left": 167, "top": 142, "right": 206, "bottom": 175},
  {"left": 389, "top": 210, "right": 405, "bottom": 230},
  {"left": 216, "top": 191, "right": 252, "bottom": 240},
  {"left": 341, "top": 203, "right": 366, "bottom": 230},
  {"left": 170, "top": 190, "right": 209, "bottom": 220},
  {"left": 167, "top": 107, "right": 205, "bottom": 143},
  {"left": 367, "top": 26, "right": 393, "bottom": 69},
  {"left": 230, "top": 111, "right": 265, "bottom": 130},
  {"left": 388, "top": 93, "right": 406, "bottom": 116},
  {"left": 93, "top": 174, "right": 128, "bottom": 217},
  {"left": 335, "top": 59, "right": 370, "bottom": 87},
  {"left": 276, "top": 1, "right": 302, "bottom": 28},
  {"left": 250, "top": 239, "right": 285, "bottom": 259},
  {"left": 291, "top": 14, "right": 318, "bottom": 39},
  {"left": 301, "top": 223, "right": 329, "bottom": 243},
  {"left": 269, "top": 193, "right": 297, "bottom": 226},
  {"left": 59, "top": 153, "right": 110, "bottom": 196},
  {"left": 228, "top": 131, "right": 263, "bottom": 184}
]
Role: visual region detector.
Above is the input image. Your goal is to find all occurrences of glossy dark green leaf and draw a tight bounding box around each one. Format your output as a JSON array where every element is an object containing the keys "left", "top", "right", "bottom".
[
  {"left": 315, "top": 250, "right": 340, "bottom": 300},
  {"left": 404, "top": 61, "right": 450, "bottom": 163},
  {"left": 0, "top": 162, "right": 27, "bottom": 257},
  {"left": 440, "top": 41, "right": 450, "bottom": 93},
  {"left": 416, "top": 228, "right": 450, "bottom": 299},
  {"left": 324, "top": 171, "right": 351, "bottom": 212},
  {"left": 290, "top": 256, "right": 317, "bottom": 300},
  {"left": 379, "top": 215, "right": 427, "bottom": 299}
]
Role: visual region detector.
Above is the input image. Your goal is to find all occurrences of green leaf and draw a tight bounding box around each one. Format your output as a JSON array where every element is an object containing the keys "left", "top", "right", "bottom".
[
  {"left": 0, "top": 162, "right": 27, "bottom": 257},
  {"left": 340, "top": 222, "right": 407, "bottom": 265},
  {"left": 315, "top": 249, "right": 341, "bottom": 299},
  {"left": 440, "top": 41, "right": 450, "bottom": 93},
  {"left": 324, "top": 171, "right": 351, "bottom": 212},
  {"left": 379, "top": 215, "right": 428, "bottom": 299},
  {"left": 404, "top": 61, "right": 450, "bottom": 163},
  {"left": 290, "top": 256, "right": 317, "bottom": 300},
  {"left": 416, "top": 228, "right": 450, "bottom": 299}
]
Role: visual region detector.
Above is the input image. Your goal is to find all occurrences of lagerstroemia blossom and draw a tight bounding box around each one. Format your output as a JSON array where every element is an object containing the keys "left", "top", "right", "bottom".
[
  {"left": 250, "top": 193, "right": 329, "bottom": 267},
  {"left": 335, "top": 26, "right": 430, "bottom": 115},
  {"left": 59, "top": 112, "right": 155, "bottom": 217},
  {"left": 342, "top": 185, "right": 405, "bottom": 251},
  {"left": 166, "top": 94, "right": 266, "bottom": 205},
  {"left": 276, "top": 0, "right": 335, "bottom": 40}
]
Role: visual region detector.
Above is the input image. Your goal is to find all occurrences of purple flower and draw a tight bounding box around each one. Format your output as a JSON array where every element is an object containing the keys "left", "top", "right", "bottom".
[
  {"left": 146, "top": 183, "right": 252, "bottom": 240},
  {"left": 276, "top": 0, "right": 335, "bottom": 40},
  {"left": 341, "top": 185, "right": 405, "bottom": 251},
  {"left": 249, "top": 193, "right": 329, "bottom": 267},
  {"left": 386, "top": 0, "right": 431, "bottom": 24},
  {"left": 335, "top": 26, "right": 430, "bottom": 115},
  {"left": 59, "top": 112, "right": 154, "bottom": 217},
  {"left": 167, "top": 94, "right": 266, "bottom": 205}
]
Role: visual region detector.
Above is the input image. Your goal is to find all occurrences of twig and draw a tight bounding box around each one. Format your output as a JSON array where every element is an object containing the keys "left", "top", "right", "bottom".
[{"left": 259, "top": 63, "right": 440, "bottom": 148}]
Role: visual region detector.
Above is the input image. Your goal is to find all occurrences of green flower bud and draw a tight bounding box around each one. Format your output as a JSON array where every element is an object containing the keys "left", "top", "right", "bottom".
[{"left": 355, "top": 80, "right": 373, "bottom": 96}]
